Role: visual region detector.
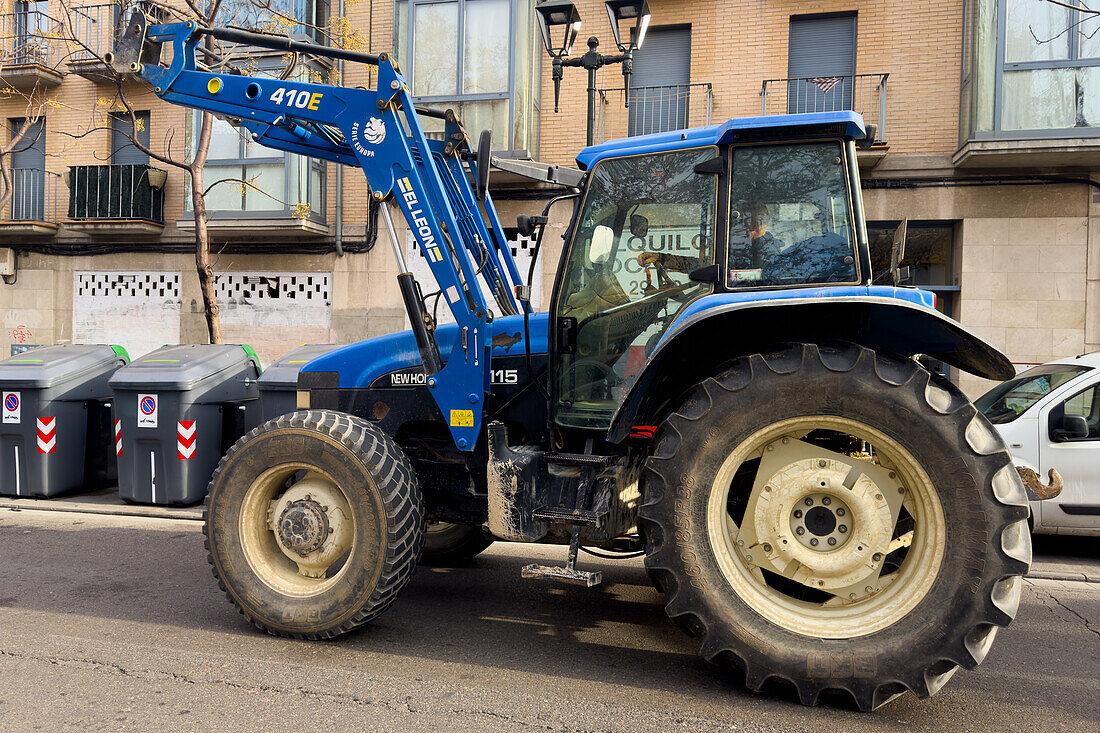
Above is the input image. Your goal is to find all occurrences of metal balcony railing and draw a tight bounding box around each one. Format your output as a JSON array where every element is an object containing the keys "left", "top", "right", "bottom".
[
  {"left": 760, "top": 73, "right": 889, "bottom": 143},
  {"left": 67, "top": 164, "right": 165, "bottom": 222},
  {"left": 596, "top": 83, "right": 713, "bottom": 144},
  {"left": 0, "top": 10, "right": 60, "bottom": 68},
  {"left": 69, "top": 3, "right": 119, "bottom": 61},
  {"left": 7, "top": 167, "right": 59, "bottom": 222}
]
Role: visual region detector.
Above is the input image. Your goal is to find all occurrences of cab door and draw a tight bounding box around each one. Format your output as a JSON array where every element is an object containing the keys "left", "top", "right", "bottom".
[{"left": 1038, "top": 374, "right": 1100, "bottom": 530}]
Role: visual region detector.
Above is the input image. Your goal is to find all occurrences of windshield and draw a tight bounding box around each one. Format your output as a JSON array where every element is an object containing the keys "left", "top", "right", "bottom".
[
  {"left": 975, "top": 364, "right": 1090, "bottom": 424},
  {"left": 554, "top": 147, "right": 718, "bottom": 429},
  {"left": 727, "top": 142, "right": 858, "bottom": 288}
]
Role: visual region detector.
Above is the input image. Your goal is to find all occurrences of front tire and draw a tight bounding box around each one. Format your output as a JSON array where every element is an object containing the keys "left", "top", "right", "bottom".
[
  {"left": 204, "top": 410, "right": 423, "bottom": 639},
  {"left": 639, "top": 343, "right": 1031, "bottom": 710}
]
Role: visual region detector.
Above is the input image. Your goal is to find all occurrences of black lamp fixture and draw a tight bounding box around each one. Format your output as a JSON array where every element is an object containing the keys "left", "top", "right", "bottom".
[
  {"left": 535, "top": 0, "right": 656, "bottom": 146},
  {"left": 604, "top": 0, "right": 651, "bottom": 52},
  {"left": 535, "top": 0, "right": 582, "bottom": 58}
]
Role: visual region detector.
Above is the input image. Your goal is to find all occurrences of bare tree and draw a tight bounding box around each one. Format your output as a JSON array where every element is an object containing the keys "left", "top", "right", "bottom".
[{"left": 57, "top": 0, "right": 343, "bottom": 345}]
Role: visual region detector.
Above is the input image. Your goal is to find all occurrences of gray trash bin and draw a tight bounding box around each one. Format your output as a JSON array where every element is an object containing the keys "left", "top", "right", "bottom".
[
  {"left": 109, "top": 344, "right": 261, "bottom": 506},
  {"left": 0, "top": 344, "right": 129, "bottom": 497},
  {"left": 256, "top": 344, "right": 338, "bottom": 423}
]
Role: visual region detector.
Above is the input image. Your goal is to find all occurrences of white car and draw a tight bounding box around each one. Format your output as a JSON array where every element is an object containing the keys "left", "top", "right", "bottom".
[{"left": 976, "top": 352, "right": 1100, "bottom": 536}]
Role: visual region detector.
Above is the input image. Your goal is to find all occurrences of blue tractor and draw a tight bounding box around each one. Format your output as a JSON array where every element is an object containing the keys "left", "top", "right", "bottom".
[{"left": 110, "top": 14, "right": 1032, "bottom": 709}]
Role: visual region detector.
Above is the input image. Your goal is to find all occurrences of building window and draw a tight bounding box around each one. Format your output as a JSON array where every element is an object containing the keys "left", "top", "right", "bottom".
[
  {"left": 219, "top": 0, "right": 330, "bottom": 43},
  {"left": 867, "top": 222, "right": 958, "bottom": 318},
  {"left": 394, "top": 0, "right": 540, "bottom": 157},
  {"left": 961, "top": 0, "right": 1100, "bottom": 139},
  {"left": 188, "top": 63, "right": 325, "bottom": 221},
  {"left": 110, "top": 111, "right": 150, "bottom": 166},
  {"left": 786, "top": 14, "right": 857, "bottom": 115}
]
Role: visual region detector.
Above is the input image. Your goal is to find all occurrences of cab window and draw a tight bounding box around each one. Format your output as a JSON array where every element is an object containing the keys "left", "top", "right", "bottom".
[
  {"left": 726, "top": 142, "right": 858, "bottom": 288},
  {"left": 554, "top": 147, "right": 718, "bottom": 429}
]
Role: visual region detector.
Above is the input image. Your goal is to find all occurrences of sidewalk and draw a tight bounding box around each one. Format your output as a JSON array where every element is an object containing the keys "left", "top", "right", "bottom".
[{"left": 0, "top": 487, "right": 203, "bottom": 521}]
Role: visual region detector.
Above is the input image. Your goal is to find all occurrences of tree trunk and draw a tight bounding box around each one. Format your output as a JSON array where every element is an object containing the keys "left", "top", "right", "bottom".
[
  {"left": 0, "top": 156, "right": 11, "bottom": 219},
  {"left": 191, "top": 111, "right": 221, "bottom": 344}
]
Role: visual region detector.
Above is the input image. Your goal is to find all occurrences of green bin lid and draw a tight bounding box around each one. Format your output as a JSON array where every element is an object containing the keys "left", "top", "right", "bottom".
[
  {"left": 108, "top": 344, "right": 261, "bottom": 391},
  {"left": 0, "top": 344, "right": 127, "bottom": 389}
]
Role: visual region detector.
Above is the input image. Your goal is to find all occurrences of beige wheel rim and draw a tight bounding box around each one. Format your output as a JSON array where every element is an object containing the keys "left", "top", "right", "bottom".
[
  {"left": 239, "top": 462, "right": 356, "bottom": 598},
  {"left": 706, "top": 416, "right": 946, "bottom": 639}
]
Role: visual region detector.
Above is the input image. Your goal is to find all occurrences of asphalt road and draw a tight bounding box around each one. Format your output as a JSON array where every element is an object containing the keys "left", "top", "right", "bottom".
[{"left": 0, "top": 509, "right": 1097, "bottom": 732}]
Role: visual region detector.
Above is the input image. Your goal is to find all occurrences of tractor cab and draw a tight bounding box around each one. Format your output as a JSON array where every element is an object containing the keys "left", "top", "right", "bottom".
[{"left": 552, "top": 112, "right": 871, "bottom": 429}]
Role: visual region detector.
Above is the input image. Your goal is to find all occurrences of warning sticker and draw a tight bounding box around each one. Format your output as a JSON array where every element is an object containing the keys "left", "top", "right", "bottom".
[
  {"left": 138, "top": 393, "right": 158, "bottom": 428},
  {"left": 2, "top": 391, "right": 19, "bottom": 424},
  {"left": 449, "top": 409, "right": 474, "bottom": 427}
]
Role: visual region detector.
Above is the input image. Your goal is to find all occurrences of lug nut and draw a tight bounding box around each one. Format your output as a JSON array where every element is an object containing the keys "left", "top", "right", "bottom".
[
  {"left": 809, "top": 538, "right": 819, "bottom": 547},
  {"left": 762, "top": 543, "right": 773, "bottom": 553},
  {"left": 822, "top": 496, "right": 831, "bottom": 506},
  {"left": 818, "top": 460, "right": 827, "bottom": 468},
  {"left": 827, "top": 537, "right": 837, "bottom": 546},
  {"left": 804, "top": 497, "right": 814, "bottom": 506},
  {"left": 836, "top": 508, "right": 845, "bottom": 516},
  {"left": 793, "top": 509, "right": 803, "bottom": 519},
  {"left": 795, "top": 527, "right": 805, "bottom": 535},
  {"left": 873, "top": 553, "right": 883, "bottom": 562},
  {"left": 838, "top": 524, "right": 848, "bottom": 533}
]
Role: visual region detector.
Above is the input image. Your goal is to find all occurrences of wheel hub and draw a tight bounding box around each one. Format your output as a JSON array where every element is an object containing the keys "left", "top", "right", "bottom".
[
  {"left": 276, "top": 498, "right": 331, "bottom": 555},
  {"left": 734, "top": 437, "right": 905, "bottom": 596},
  {"left": 266, "top": 476, "right": 354, "bottom": 579},
  {"left": 790, "top": 493, "right": 850, "bottom": 550}
]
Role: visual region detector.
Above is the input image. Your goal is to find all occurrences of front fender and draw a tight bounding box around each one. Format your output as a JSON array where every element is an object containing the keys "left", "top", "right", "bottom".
[{"left": 607, "top": 289, "right": 1014, "bottom": 443}]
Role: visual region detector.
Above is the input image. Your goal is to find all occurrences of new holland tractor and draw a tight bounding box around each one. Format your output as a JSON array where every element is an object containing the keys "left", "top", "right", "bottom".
[{"left": 109, "top": 13, "right": 1034, "bottom": 710}]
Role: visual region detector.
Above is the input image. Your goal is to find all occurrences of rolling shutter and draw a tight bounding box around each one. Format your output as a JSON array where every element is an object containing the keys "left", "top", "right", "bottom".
[
  {"left": 629, "top": 27, "right": 691, "bottom": 135},
  {"left": 787, "top": 15, "right": 856, "bottom": 114}
]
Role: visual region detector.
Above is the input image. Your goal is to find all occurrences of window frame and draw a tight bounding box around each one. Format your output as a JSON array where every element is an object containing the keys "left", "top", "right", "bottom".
[
  {"left": 396, "top": 0, "right": 534, "bottom": 156},
  {"left": 719, "top": 138, "right": 864, "bottom": 292},
  {"left": 187, "top": 58, "right": 327, "bottom": 222},
  {"left": 1049, "top": 380, "right": 1100, "bottom": 442},
  {"left": 963, "top": 0, "right": 1100, "bottom": 140}
]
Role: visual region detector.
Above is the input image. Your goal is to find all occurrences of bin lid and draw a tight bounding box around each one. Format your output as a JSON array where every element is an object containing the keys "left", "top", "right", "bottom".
[
  {"left": 0, "top": 344, "right": 128, "bottom": 388},
  {"left": 257, "top": 344, "right": 339, "bottom": 390},
  {"left": 108, "top": 344, "right": 261, "bottom": 391}
]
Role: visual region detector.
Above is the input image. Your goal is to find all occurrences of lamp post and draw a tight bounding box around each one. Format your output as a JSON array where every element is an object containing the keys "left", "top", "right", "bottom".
[{"left": 535, "top": 0, "right": 652, "bottom": 147}]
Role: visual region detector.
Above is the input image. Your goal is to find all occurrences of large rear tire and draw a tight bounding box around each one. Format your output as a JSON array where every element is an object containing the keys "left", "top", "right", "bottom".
[
  {"left": 639, "top": 343, "right": 1031, "bottom": 710},
  {"left": 204, "top": 410, "right": 423, "bottom": 639}
]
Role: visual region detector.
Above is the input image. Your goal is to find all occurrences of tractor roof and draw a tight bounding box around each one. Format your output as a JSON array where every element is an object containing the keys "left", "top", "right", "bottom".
[{"left": 574, "top": 111, "right": 867, "bottom": 170}]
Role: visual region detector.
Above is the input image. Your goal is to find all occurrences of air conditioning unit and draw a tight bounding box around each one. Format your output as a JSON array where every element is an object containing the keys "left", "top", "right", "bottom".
[{"left": 0, "top": 248, "right": 14, "bottom": 277}]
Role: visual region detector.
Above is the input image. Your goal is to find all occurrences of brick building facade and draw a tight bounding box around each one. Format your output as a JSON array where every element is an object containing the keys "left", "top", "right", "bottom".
[{"left": 0, "top": 0, "right": 1097, "bottom": 398}]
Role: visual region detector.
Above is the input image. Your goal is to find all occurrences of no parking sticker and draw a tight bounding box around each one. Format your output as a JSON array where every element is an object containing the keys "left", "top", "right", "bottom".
[
  {"left": 2, "top": 392, "right": 19, "bottom": 424},
  {"left": 138, "top": 393, "right": 158, "bottom": 428}
]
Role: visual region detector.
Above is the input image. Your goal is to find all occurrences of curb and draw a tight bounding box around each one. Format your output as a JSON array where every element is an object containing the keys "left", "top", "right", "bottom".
[
  {"left": 1026, "top": 570, "right": 1100, "bottom": 584},
  {"left": 0, "top": 498, "right": 203, "bottom": 522}
]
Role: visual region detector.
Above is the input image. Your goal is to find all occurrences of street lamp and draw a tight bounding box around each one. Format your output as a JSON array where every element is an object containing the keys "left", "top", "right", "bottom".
[{"left": 535, "top": 0, "right": 653, "bottom": 146}]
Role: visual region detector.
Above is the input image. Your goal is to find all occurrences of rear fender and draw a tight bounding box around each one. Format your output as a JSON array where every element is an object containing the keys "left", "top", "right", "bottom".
[{"left": 607, "top": 295, "right": 1014, "bottom": 443}]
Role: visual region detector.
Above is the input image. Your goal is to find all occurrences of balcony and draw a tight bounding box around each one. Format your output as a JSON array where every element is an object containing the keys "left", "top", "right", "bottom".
[
  {"left": 0, "top": 11, "right": 63, "bottom": 90},
  {"left": 760, "top": 73, "right": 889, "bottom": 166},
  {"left": 595, "top": 83, "right": 713, "bottom": 144},
  {"left": 0, "top": 168, "right": 60, "bottom": 236},
  {"left": 65, "top": 164, "right": 166, "bottom": 235},
  {"left": 67, "top": 3, "right": 119, "bottom": 81}
]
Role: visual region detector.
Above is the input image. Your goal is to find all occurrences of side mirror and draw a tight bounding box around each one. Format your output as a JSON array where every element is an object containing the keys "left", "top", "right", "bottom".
[
  {"left": 629, "top": 213, "right": 649, "bottom": 239},
  {"left": 1053, "top": 414, "right": 1090, "bottom": 441},
  {"left": 857, "top": 123, "right": 878, "bottom": 150},
  {"left": 476, "top": 129, "right": 492, "bottom": 202},
  {"left": 688, "top": 263, "right": 722, "bottom": 284},
  {"left": 517, "top": 215, "right": 537, "bottom": 238}
]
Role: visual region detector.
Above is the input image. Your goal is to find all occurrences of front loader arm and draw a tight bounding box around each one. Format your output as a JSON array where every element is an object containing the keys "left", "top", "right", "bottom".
[{"left": 111, "top": 15, "right": 525, "bottom": 450}]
